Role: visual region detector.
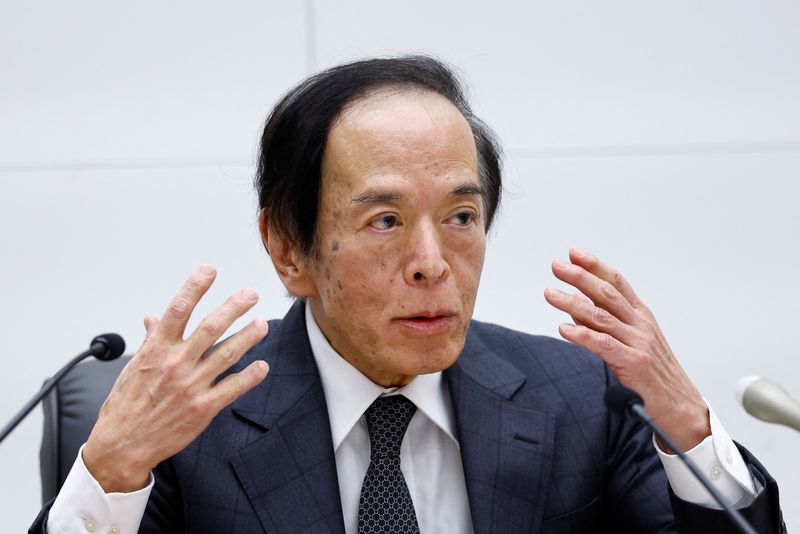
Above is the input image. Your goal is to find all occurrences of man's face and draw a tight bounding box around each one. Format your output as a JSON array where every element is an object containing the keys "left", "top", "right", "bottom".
[{"left": 303, "top": 88, "right": 486, "bottom": 387}]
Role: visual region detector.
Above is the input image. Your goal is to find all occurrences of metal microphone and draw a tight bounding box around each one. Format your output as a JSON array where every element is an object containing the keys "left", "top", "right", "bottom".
[
  {"left": 0, "top": 333, "right": 125, "bottom": 444},
  {"left": 604, "top": 384, "right": 757, "bottom": 534},
  {"left": 736, "top": 376, "right": 800, "bottom": 433}
]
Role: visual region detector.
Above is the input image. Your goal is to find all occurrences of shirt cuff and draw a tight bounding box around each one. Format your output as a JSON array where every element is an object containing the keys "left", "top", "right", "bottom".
[
  {"left": 46, "top": 444, "right": 153, "bottom": 534},
  {"left": 655, "top": 399, "right": 756, "bottom": 509}
]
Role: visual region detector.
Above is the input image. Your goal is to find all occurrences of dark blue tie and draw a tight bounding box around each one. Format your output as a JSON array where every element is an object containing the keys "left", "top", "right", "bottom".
[{"left": 357, "top": 395, "right": 421, "bottom": 534}]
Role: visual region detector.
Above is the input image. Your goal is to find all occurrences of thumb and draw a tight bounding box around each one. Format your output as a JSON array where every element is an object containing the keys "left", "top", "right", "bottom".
[{"left": 143, "top": 316, "right": 160, "bottom": 341}]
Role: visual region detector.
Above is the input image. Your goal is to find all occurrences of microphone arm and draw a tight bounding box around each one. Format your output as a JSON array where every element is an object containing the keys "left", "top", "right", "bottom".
[
  {"left": 605, "top": 384, "right": 757, "bottom": 534},
  {"left": 0, "top": 334, "right": 125, "bottom": 444}
]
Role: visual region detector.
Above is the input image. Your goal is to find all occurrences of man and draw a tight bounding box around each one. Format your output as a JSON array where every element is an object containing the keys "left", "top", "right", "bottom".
[{"left": 32, "top": 56, "right": 783, "bottom": 533}]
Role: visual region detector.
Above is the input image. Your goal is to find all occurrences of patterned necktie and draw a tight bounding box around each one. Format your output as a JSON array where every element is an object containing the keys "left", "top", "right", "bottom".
[{"left": 357, "top": 395, "right": 421, "bottom": 534}]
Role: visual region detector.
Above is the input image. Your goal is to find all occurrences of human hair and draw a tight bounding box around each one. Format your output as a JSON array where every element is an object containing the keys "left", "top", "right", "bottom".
[{"left": 255, "top": 55, "right": 502, "bottom": 258}]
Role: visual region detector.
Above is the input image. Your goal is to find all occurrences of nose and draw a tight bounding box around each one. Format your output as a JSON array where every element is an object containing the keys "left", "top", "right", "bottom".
[{"left": 403, "top": 221, "right": 450, "bottom": 285}]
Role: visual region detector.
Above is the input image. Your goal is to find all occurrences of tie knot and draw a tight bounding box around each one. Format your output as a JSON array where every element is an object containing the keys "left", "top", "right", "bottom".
[{"left": 364, "top": 395, "right": 416, "bottom": 458}]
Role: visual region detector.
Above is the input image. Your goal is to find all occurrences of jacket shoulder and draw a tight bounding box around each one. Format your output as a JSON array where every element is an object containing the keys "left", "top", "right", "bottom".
[
  {"left": 222, "top": 303, "right": 309, "bottom": 376},
  {"left": 467, "top": 319, "right": 607, "bottom": 379}
]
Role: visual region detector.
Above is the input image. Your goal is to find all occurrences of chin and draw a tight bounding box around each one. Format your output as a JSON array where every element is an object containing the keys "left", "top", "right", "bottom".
[{"left": 396, "top": 343, "right": 462, "bottom": 376}]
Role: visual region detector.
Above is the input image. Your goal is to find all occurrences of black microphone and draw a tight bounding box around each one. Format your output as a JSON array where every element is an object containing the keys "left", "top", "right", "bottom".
[
  {"left": 604, "top": 384, "right": 757, "bottom": 534},
  {"left": 90, "top": 333, "right": 126, "bottom": 362},
  {"left": 0, "top": 333, "right": 126, "bottom": 444}
]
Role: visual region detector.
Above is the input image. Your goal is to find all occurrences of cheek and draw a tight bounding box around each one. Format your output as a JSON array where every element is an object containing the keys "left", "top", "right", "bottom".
[
  {"left": 450, "top": 233, "right": 486, "bottom": 281},
  {"left": 321, "top": 244, "right": 394, "bottom": 311},
  {"left": 449, "top": 237, "right": 485, "bottom": 310},
  {"left": 318, "top": 247, "right": 398, "bottom": 356}
]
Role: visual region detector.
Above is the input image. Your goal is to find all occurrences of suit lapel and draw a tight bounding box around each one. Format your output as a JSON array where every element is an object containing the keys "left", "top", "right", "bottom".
[
  {"left": 223, "top": 304, "right": 555, "bottom": 533},
  {"left": 446, "top": 327, "right": 555, "bottom": 534},
  {"left": 229, "top": 302, "right": 345, "bottom": 534}
]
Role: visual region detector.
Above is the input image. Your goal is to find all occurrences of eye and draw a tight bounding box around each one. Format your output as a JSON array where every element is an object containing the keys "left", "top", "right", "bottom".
[
  {"left": 447, "top": 210, "right": 477, "bottom": 227},
  {"left": 369, "top": 214, "right": 401, "bottom": 231}
]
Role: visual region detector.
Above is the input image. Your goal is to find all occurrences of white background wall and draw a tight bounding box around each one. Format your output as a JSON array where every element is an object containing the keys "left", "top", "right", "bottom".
[{"left": 1, "top": 0, "right": 798, "bottom": 530}]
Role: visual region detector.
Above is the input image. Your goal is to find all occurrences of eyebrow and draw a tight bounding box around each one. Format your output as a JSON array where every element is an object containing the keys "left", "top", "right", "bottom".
[
  {"left": 351, "top": 192, "right": 404, "bottom": 204},
  {"left": 350, "top": 183, "right": 485, "bottom": 204},
  {"left": 449, "top": 183, "right": 485, "bottom": 198}
]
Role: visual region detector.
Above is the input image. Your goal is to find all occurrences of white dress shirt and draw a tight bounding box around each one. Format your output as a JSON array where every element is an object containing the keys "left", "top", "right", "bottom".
[{"left": 47, "top": 306, "right": 757, "bottom": 533}]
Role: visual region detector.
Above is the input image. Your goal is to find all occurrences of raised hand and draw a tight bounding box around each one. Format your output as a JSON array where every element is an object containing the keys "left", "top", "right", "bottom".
[
  {"left": 83, "top": 265, "right": 270, "bottom": 492},
  {"left": 544, "top": 248, "right": 710, "bottom": 452}
]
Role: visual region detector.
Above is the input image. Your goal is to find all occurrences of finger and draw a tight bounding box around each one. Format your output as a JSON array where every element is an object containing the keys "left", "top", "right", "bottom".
[
  {"left": 159, "top": 265, "right": 217, "bottom": 340},
  {"left": 198, "top": 318, "right": 269, "bottom": 376},
  {"left": 545, "top": 288, "right": 638, "bottom": 344},
  {"left": 573, "top": 291, "right": 592, "bottom": 305},
  {"left": 542, "top": 288, "right": 590, "bottom": 323},
  {"left": 186, "top": 288, "right": 261, "bottom": 353},
  {"left": 568, "top": 248, "right": 644, "bottom": 309},
  {"left": 557, "top": 323, "right": 637, "bottom": 369},
  {"left": 551, "top": 258, "right": 638, "bottom": 324},
  {"left": 143, "top": 316, "right": 160, "bottom": 341},
  {"left": 138, "top": 316, "right": 161, "bottom": 355},
  {"left": 571, "top": 292, "right": 591, "bottom": 326},
  {"left": 210, "top": 359, "right": 270, "bottom": 410}
]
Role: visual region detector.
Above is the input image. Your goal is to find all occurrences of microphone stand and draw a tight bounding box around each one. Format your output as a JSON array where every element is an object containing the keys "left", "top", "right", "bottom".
[{"left": 0, "top": 337, "right": 123, "bottom": 444}]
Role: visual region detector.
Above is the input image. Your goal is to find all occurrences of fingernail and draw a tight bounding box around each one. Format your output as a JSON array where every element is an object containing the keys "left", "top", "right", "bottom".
[
  {"left": 560, "top": 323, "right": 576, "bottom": 332},
  {"left": 243, "top": 288, "right": 258, "bottom": 302},
  {"left": 199, "top": 264, "right": 216, "bottom": 276},
  {"left": 547, "top": 287, "right": 563, "bottom": 299},
  {"left": 252, "top": 318, "right": 268, "bottom": 330},
  {"left": 571, "top": 248, "right": 585, "bottom": 258},
  {"left": 554, "top": 259, "right": 569, "bottom": 269},
  {"left": 256, "top": 360, "right": 269, "bottom": 373}
]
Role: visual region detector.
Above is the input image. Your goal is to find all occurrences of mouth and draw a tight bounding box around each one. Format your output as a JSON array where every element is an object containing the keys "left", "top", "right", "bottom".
[{"left": 393, "top": 312, "right": 456, "bottom": 335}]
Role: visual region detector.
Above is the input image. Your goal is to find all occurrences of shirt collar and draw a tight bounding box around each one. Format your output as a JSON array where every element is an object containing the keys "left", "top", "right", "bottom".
[{"left": 304, "top": 303, "right": 459, "bottom": 451}]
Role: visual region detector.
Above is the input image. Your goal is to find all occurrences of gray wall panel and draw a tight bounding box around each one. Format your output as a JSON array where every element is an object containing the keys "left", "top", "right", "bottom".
[
  {"left": 1, "top": 1, "right": 798, "bottom": 530},
  {"left": 0, "top": 1, "right": 307, "bottom": 166},
  {"left": 315, "top": 1, "right": 800, "bottom": 151}
]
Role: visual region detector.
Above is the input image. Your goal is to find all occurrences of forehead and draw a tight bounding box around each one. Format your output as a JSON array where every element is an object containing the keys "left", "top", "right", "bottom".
[{"left": 321, "top": 88, "right": 479, "bottom": 194}]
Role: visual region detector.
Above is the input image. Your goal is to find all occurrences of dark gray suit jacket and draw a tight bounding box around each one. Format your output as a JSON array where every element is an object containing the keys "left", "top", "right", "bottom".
[{"left": 32, "top": 301, "right": 784, "bottom": 533}]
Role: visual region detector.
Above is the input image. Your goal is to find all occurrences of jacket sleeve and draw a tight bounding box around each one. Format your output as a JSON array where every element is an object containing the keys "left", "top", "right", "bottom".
[
  {"left": 27, "top": 501, "right": 52, "bottom": 534},
  {"left": 602, "top": 367, "right": 785, "bottom": 533},
  {"left": 668, "top": 444, "right": 786, "bottom": 534},
  {"left": 137, "top": 458, "right": 186, "bottom": 533}
]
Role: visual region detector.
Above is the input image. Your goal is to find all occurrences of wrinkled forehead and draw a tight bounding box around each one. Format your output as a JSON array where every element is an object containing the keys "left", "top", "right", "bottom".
[{"left": 321, "top": 88, "right": 479, "bottom": 187}]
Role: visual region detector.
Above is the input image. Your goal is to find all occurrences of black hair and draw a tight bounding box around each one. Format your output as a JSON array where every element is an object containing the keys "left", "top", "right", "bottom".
[{"left": 255, "top": 55, "right": 502, "bottom": 258}]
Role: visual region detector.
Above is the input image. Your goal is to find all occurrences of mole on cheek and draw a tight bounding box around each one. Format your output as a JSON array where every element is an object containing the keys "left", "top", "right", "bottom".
[
  {"left": 337, "top": 279, "right": 343, "bottom": 290},
  {"left": 331, "top": 240, "right": 340, "bottom": 251}
]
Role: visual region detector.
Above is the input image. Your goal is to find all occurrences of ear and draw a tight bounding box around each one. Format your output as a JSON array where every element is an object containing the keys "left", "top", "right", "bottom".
[{"left": 259, "top": 209, "right": 318, "bottom": 297}]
